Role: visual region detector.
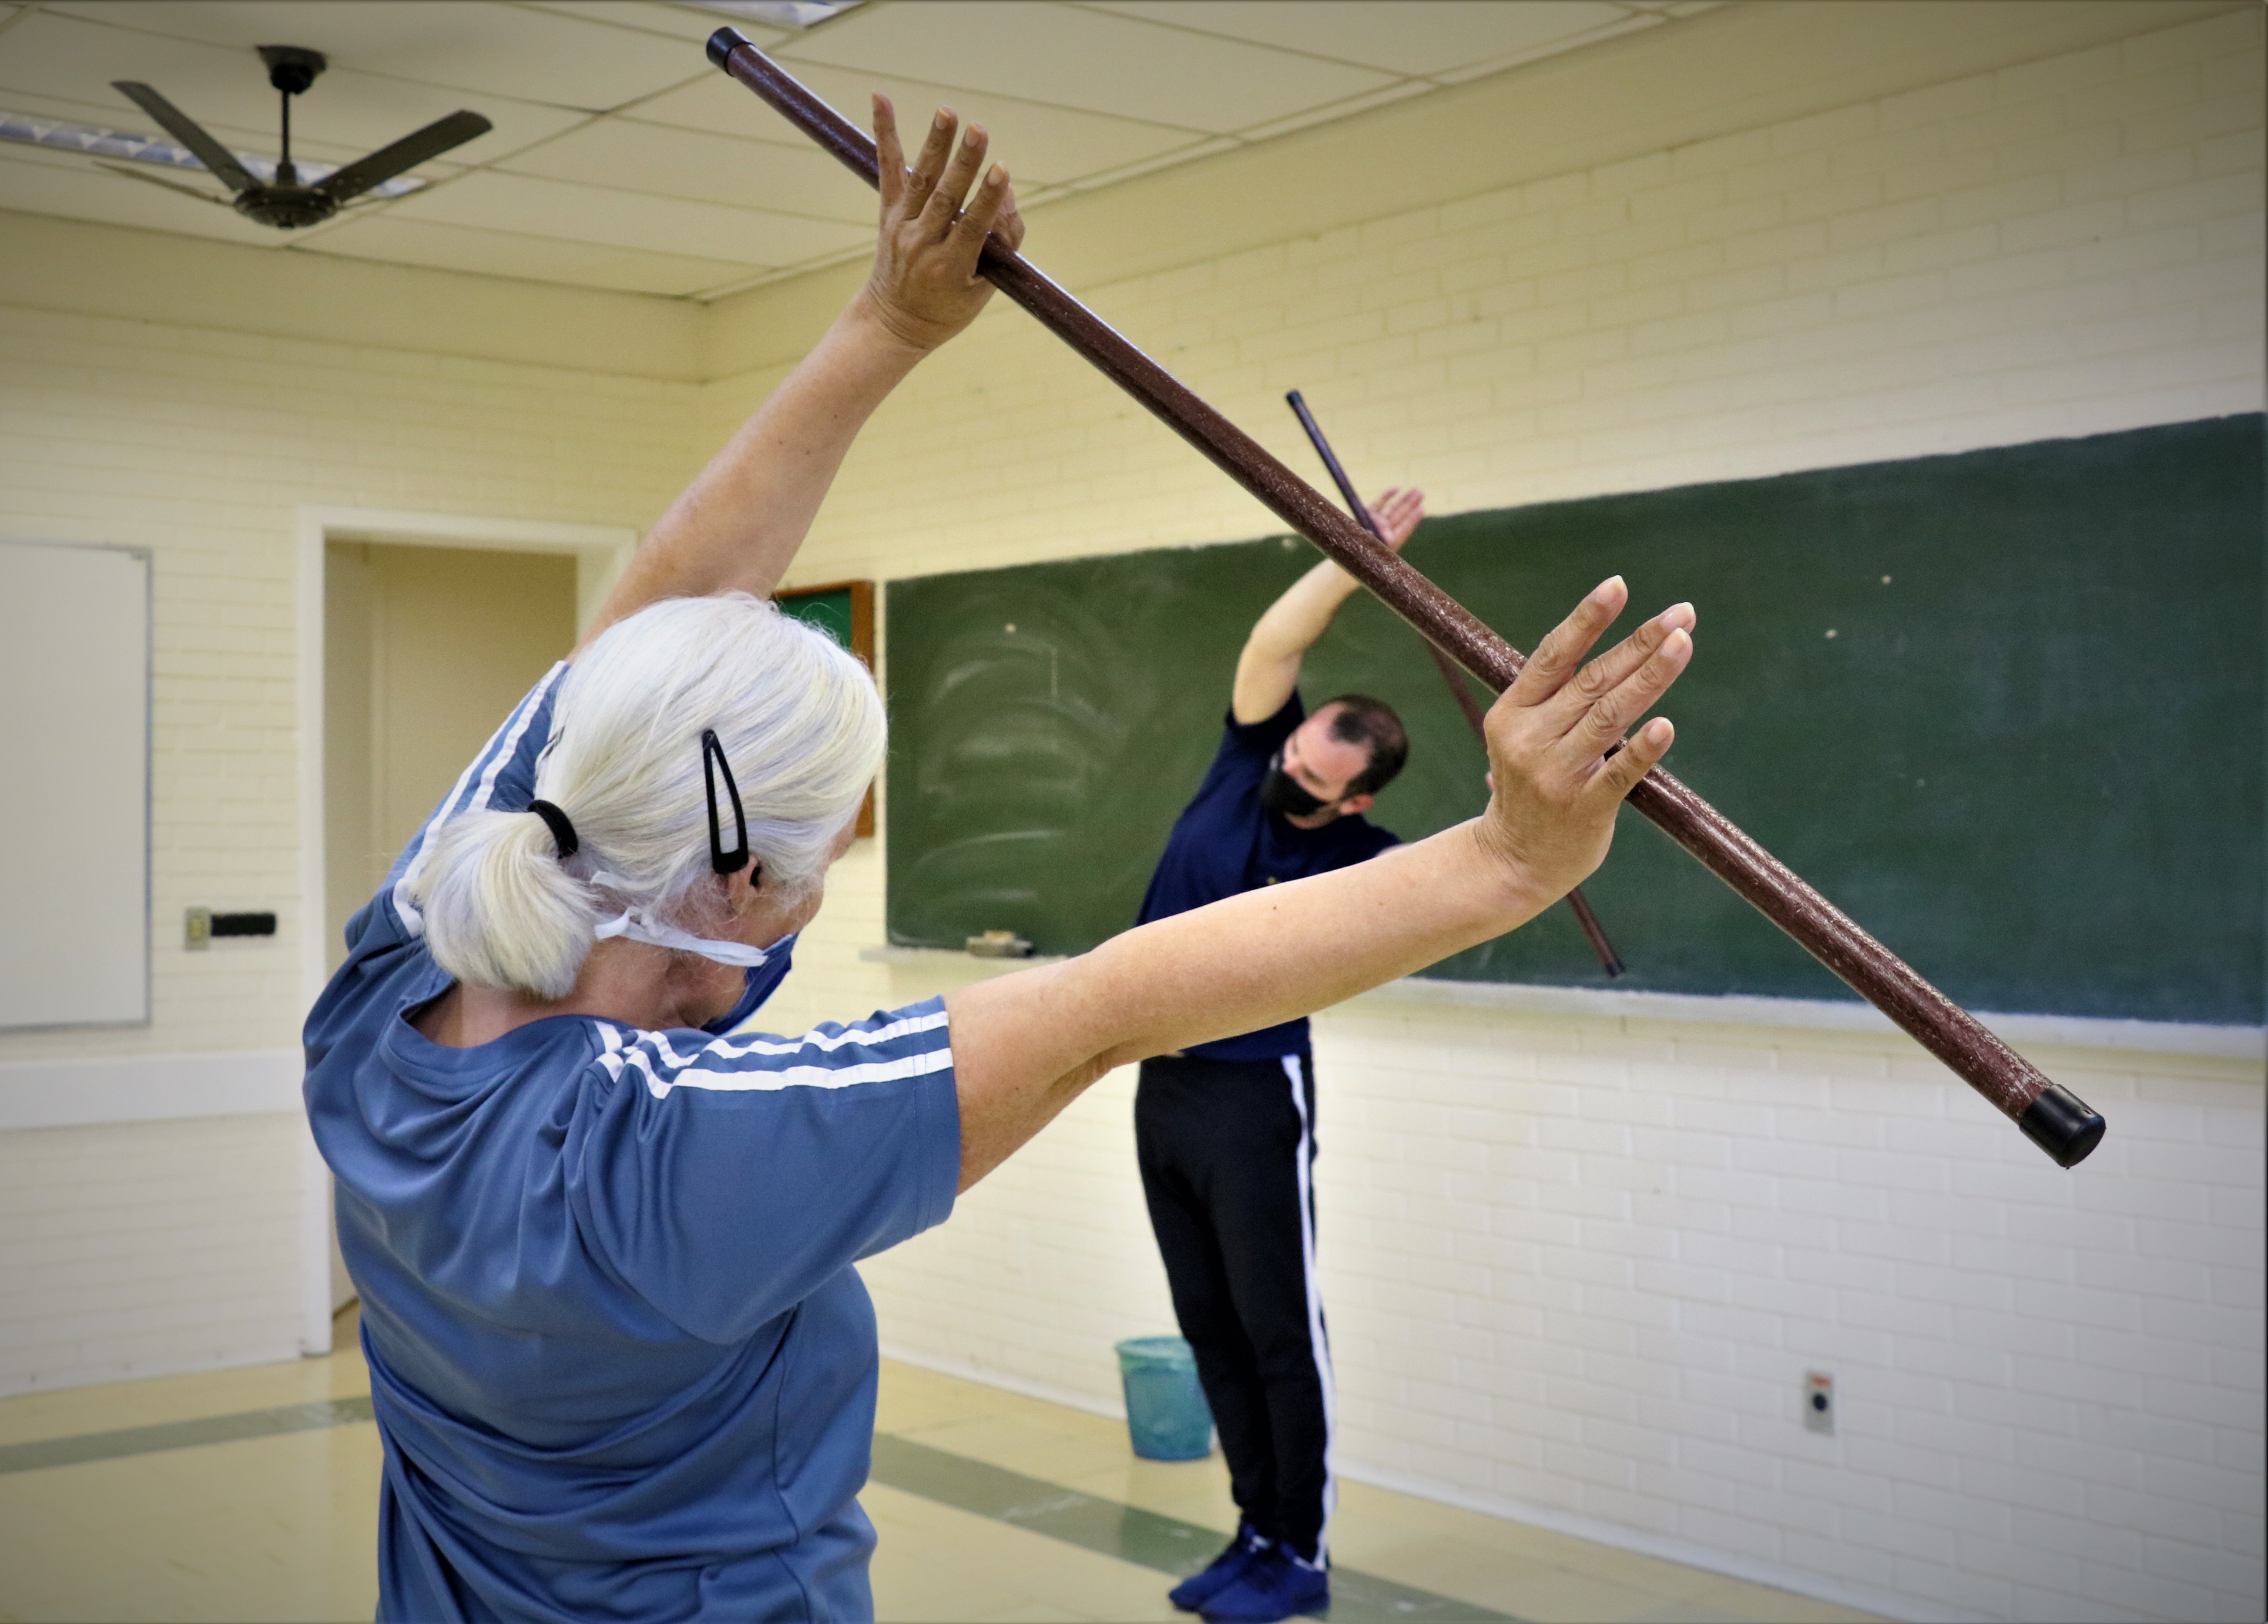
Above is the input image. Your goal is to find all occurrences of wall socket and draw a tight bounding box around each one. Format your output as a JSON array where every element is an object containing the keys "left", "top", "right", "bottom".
[{"left": 1804, "top": 1370, "right": 1835, "bottom": 1435}]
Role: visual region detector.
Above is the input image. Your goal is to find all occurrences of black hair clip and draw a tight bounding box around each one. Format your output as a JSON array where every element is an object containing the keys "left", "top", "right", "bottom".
[{"left": 701, "top": 729, "right": 750, "bottom": 875}]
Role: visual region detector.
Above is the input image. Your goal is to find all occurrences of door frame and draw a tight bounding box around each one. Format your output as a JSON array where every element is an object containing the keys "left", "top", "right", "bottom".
[{"left": 292, "top": 507, "right": 636, "bottom": 1353}]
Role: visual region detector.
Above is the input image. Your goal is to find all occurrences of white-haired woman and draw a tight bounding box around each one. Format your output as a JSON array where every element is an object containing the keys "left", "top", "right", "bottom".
[{"left": 305, "top": 100, "right": 1694, "bottom": 1624}]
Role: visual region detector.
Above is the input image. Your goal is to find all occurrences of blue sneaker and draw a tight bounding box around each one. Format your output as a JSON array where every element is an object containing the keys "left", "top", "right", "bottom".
[
  {"left": 1168, "top": 1524, "right": 1267, "bottom": 1613},
  {"left": 1198, "top": 1547, "right": 1329, "bottom": 1623}
]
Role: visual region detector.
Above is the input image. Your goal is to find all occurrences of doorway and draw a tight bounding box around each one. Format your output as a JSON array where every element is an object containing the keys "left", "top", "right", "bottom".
[
  {"left": 323, "top": 542, "right": 579, "bottom": 964},
  {"left": 321, "top": 541, "right": 579, "bottom": 1312}
]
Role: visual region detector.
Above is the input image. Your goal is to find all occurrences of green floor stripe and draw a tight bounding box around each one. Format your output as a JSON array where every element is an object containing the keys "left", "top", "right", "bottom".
[
  {"left": 0, "top": 1395, "right": 375, "bottom": 1475},
  {"left": 0, "top": 1398, "right": 1523, "bottom": 1620},
  {"left": 869, "top": 1433, "right": 1523, "bottom": 1623}
]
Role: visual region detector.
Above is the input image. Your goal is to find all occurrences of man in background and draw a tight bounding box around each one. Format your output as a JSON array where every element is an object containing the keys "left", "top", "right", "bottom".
[{"left": 1132, "top": 487, "right": 1423, "bottom": 1624}]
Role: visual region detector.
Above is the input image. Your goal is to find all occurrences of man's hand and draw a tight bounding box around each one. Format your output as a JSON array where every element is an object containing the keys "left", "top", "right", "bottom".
[
  {"left": 1230, "top": 485, "right": 1427, "bottom": 722},
  {"left": 1475, "top": 578, "right": 1694, "bottom": 899},
  {"left": 865, "top": 96, "right": 1027, "bottom": 354},
  {"left": 1365, "top": 486, "right": 1424, "bottom": 550}
]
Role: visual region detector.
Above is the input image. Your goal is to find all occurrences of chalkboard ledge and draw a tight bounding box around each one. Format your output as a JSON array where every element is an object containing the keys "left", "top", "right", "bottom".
[
  {"left": 862, "top": 945, "right": 1068, "bottom": 976},
  {"left": 1359, "top": 978, "right": 2264, "bottom": 1062},
  {"left": 860, "top": 948, "right": 2261, "bottom": 1062}
]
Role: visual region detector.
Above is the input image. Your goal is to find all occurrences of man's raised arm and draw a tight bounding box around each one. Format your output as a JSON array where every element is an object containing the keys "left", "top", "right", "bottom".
[{"left": 1230, "top": 487, "right": 1423, "bottom": 722}]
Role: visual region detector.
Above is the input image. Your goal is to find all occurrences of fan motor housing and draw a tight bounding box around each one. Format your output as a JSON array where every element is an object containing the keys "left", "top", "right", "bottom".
[{"left": 232, "top": 187, "right": 339, "bottom": 228}]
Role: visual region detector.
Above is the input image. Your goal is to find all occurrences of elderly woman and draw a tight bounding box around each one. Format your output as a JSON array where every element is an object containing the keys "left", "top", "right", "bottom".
[{"left": 304, "top": 99, "right": 1694, "bottom": 1624}]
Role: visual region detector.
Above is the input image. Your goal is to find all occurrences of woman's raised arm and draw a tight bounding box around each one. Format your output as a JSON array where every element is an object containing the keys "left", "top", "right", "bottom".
[
  {"left": 577, "top": 98, "right": 1024, "bottom": 654},
  {"left": 946, "top": 579, "right": 1696, "bottom": 1191}
]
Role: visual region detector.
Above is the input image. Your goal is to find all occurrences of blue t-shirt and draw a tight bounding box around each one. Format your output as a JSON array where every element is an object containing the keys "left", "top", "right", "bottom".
[
  {"left": 1134, "top": 693, "right": 1399, "bottom": 1060},
  {"left": 303, "top": 664, "right": 962, "bottom": 1623}
]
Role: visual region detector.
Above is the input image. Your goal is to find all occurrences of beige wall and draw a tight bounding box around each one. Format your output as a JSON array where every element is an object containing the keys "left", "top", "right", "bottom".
[
  {"left": 0, "top": 309, "right": 697, "bottom": 1391},
  {"left": 0, "top": 315, "right": 694, "bottom": 1067}
]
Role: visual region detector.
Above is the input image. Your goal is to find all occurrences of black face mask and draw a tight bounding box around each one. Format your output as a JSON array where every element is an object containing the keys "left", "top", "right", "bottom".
[{"left": 1259, "top": 755, "right": 1331, "bottom": 819}]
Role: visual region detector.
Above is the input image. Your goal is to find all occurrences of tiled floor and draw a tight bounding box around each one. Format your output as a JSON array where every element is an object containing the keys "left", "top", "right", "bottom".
[{"left": 0, "top": 1307, "right": 1884, "bottom": 1623}]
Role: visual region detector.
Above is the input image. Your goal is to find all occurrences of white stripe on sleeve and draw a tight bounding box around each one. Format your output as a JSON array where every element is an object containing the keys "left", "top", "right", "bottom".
[{"left": 592, "top": 1005, "right": 955, "bottom": 1101}]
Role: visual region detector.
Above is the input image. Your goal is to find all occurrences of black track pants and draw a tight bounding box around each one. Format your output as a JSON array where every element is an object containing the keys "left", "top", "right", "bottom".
[{"left": 1135, "top": 1051, "right": 1334, "bottom": 1565}]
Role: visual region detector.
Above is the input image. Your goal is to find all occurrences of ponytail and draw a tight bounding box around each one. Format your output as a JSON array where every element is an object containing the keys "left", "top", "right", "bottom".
[{"left": 416, "top": 807, "right": 600, "bottom": 1000}]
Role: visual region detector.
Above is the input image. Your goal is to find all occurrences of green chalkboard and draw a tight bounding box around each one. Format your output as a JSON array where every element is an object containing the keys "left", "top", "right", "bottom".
[{"left": 885, "top": 417, "right": 2264, "bottom": 1025}]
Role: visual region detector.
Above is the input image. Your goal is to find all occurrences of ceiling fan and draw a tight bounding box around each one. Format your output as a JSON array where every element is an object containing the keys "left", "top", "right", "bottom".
[{"left": 109, "top": 45, "right": 490, "bottom": 229}]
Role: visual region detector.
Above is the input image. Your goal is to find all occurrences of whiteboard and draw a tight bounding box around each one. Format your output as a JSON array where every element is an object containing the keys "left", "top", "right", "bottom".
[{"left": 0, "top": 541, "right": 150, "bottom": 1028}]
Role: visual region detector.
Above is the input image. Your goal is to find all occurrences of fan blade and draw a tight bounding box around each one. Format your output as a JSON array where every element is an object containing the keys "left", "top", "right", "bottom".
[
  {"left": 94, "top": 159, "right": 229, "bottom": 205},
  {"left": 111, "top": 81, "right": 258, "bottom": 192},
  {"left": 315, "top": 110, "right": 490, "bottom": 203}
]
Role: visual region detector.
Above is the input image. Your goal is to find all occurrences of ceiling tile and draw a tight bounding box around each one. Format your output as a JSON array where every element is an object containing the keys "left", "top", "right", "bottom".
[
  {"left": 502, "top": 117, "right": 872, "bottom": 219},
  {"left": 0, "top": 0, "right": 1731, "bottom": 302},
  {"left": 380, "top": 168, "right": 868, "bottom": 264},
  {"left": 1229, "top": 77, "right": 1435, "bottom": 144},
  {"left": 1043, "top": 131, "right": 1235, "bottom": 194},
  {"left": 302, "top": 211, "right": 755, "bottom": 295},
  {"left": 627, "top": 53, "right": 1208, "bottom": 185},
  {"left": 46, "top": 1, "right": 712, "bottom": 112},
  {"left": 0, "top": 141, "right": 285, "bottom": 244},
  {"left": 0, "top": 82, "right": 455, "bottom": 171},
  {"left": 776, "top": 0, "right": 1396, "bottom": 134},
  {"left": 0, "top": 11, "right": 586, "bottom": 163},
  {"left": 1080, "top": 1, "right": 1636, "bottom": 79},
  {"left": 600, "top": 60, "right": 808, "bottom": 144},
  {"left": 514, "top": 1, "right": 787, "bottom": 49},
  {"left": 1428, "top": 11, "right": 1660, "bottom": 86}
]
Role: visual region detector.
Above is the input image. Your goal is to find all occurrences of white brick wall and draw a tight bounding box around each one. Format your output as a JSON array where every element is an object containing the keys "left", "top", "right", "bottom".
[
  {"left": 1308, "top": 1008, "right": 2264, "bottom": 1623},
  {"left": 738, "top": 12, "right": 2265, "bottom": 1621},
  {"left": 0, "top": 1114, "right": 303, "bottom": 1391},
  {"left": 0, "top": 306, "right": 701, "bottom": 1389}
]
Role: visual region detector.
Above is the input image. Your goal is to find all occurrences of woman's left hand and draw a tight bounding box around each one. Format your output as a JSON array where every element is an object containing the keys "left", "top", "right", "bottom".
[{"left": 864, "top": 95, "right": 1026, "bottom": 353}]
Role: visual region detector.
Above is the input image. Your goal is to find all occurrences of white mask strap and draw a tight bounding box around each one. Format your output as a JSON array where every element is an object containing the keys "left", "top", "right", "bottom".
[{"left": 593, "top": 906, "right": 772, "bottom": 969}]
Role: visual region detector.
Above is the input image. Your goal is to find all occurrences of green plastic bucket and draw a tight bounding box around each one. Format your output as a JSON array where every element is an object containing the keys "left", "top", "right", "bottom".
[{"left": 1115, "top": 1335, "right": 1214, "bottom": 1460}]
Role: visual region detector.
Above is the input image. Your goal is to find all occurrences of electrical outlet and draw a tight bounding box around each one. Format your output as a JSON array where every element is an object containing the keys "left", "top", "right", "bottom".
[{"left": 1804, "top": 1370, "right": 1835, "bottom": 1435}]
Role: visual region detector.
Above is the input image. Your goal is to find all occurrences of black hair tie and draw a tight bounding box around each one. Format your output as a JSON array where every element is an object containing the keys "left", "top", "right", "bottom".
[{"left": 527, "top": 799, "right": 580, "bottom": 860}]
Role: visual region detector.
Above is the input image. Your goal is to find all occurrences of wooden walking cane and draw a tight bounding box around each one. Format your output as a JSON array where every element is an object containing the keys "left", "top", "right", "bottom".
[
  {"left": 705, "top": 29, "right": 2107, "bottom": 1168},
  {"left": 1286, "top": 388, "right": 1627, "bottom": 980}
]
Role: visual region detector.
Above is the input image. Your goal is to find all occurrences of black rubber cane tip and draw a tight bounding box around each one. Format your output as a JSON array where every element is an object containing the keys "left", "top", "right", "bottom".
[
  {"left": 707, "top": 27, "right": 750, "bottom": 70},
  {"left": 2018, "top": 1083, "right": 2107, "bottom": 1168}
]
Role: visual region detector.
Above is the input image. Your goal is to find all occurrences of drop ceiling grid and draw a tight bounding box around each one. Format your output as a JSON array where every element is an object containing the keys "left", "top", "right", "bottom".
[{"left": 0, "top": 0, "right": 1712, "bottom": 299}]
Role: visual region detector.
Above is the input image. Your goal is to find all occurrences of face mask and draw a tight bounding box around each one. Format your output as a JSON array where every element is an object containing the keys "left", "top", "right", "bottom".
[
  {"left": 590, "top": 894, "right": 798, "bottom": 1034},
  {"left": 1259, "top": 753, "right": 1330, "bottom": 820},
  {"left": 701, "top": 932, "right": 798, "bottom": 1035}
]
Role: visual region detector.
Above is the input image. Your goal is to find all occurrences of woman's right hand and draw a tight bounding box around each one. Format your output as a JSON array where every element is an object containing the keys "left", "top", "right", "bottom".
[
  {"left": 1475, "top": 578, "right": 1695, "bottom": 903},
  {"left": 862, "top": 96, "right": 1026, "bottom": 354}
]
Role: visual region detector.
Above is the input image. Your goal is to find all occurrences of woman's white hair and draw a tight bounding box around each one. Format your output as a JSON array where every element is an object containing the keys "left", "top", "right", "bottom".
[{"left": 409, "top": 593, "right": 883, "bottom": 999}]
